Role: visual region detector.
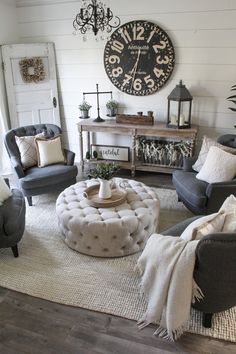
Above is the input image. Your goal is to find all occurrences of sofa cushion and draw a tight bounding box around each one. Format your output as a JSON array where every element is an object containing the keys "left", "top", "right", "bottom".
[
  {"left": 173, "top": 170, "right": 208, "bottom": 212},
  {"left": 19, "top": 164, "right": 78, "bottom": 190},
  {"left": 196, "top": 146, "right": 236, "bottom": 184}
]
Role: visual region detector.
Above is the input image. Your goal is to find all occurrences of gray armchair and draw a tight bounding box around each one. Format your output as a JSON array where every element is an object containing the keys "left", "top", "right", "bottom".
[
  {"left": 5, "top": 124, "right": 78, "bottom": 206},
  {"left": 163, "top": 216, "right": 236, "bottom": 328},
  {"left": 172, "top": 134, "right": 236, "bottom": 214},
  {"left": 0, "top": 179, "right": 26, "bottom": 257}
]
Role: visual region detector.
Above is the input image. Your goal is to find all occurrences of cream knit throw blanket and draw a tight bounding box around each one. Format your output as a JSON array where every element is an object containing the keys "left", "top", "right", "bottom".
[{"left": 136, "top": 234, "right": 203, "bottom": 340}]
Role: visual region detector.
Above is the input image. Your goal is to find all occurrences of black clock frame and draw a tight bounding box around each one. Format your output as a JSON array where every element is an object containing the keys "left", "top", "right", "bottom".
[{"left": 104, "top": 20, "right": 175, "bottom": 96}]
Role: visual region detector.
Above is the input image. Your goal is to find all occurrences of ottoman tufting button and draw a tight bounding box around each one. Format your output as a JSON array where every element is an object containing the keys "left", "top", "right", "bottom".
[
  {"left": 103, "top": 248, "right": 108, "bottom": 252},
  {"left": 94, "top": 235, "right": 98, "bottom": 239}
]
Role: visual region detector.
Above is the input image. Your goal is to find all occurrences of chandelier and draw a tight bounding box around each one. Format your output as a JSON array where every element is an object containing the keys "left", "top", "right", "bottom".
[{"left": 73, "top": 0, "right": 121, "bottom": 37}]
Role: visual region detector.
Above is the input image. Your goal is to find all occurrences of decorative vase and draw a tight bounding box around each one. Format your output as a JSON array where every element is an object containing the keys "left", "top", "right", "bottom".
[{"left": 98, "top": 178, "right": 112, "bottom": 199}]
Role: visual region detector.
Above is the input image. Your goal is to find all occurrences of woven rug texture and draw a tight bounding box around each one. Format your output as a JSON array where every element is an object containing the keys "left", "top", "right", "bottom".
[{"left": 0, "top": 188, "right": 235, "bottom": 342}]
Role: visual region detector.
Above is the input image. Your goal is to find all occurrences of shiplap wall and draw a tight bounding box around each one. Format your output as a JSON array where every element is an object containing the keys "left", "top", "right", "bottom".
[{"left": 15, "top": 0, "right": 236, "bottom": 160}]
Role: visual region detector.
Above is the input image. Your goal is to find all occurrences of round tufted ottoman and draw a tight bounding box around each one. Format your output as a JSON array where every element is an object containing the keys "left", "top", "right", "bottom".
[{"left": 56, "top": 178, "right": 160, "bottom": 257}]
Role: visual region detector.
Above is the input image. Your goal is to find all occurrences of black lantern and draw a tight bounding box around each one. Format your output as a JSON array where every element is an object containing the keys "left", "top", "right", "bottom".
[{"left": 167, "top": 80, "right": 193, "bottom": 129}]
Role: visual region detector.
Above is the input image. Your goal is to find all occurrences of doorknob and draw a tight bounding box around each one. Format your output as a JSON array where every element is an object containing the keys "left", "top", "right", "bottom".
[{"left": 53, "top": 97, "right": 57, "bottom": 108}]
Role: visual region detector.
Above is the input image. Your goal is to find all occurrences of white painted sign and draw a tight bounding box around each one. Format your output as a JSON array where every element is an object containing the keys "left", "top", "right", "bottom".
[{"left": 91, "top": 145, "right": 129, "bottom": 162}]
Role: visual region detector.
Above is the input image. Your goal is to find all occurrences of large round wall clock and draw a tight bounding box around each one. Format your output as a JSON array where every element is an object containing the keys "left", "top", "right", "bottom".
[{"left": 104, "top": 20, "right": 175, "bottom": 96}]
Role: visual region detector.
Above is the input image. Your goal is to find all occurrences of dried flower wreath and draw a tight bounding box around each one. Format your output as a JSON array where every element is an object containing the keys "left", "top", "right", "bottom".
[{"left": 19, "top": 57, "right": 45, "bottom": 83}]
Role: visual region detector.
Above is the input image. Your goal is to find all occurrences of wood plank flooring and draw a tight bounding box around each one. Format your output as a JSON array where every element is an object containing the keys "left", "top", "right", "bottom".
[{"left": 1, "top": 171, "right": 235, "bottom": 354}]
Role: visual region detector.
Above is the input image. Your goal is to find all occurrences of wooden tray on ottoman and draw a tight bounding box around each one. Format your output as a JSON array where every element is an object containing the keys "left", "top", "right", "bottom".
[{"left": 83, "top": 184, "right": 127, "bottom": 208}]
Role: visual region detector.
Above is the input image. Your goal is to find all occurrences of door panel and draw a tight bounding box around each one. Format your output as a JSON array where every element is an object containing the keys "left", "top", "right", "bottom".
[{"left": 1, "top": 42, "right": 60, "bottom": 129}]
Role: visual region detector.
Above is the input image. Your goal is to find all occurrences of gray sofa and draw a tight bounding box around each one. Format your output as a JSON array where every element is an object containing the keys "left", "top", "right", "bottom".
[
  {"left": 163, "top": 216, "right": 236, "bottom": 328},
  {"left": 0, "top": 180, "right": 26, "bottom": 257},
  {"left": 173, "top": 134, "right": 236, "bottom": 214},
  {"left": 4, "top": 124, "right": 78, "bottom": 205}
]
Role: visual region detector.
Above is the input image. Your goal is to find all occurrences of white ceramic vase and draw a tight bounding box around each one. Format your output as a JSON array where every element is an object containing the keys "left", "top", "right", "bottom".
[{"left": 98, "top": 178, "right": 112, "bottom": 199}]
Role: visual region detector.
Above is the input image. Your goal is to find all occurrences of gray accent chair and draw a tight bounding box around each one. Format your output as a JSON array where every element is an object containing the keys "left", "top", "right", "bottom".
[
  {"left": 0, "top": 179, "right": 26, "bottom": 257},
  {"left": 5, "top": 124, "right": 78, "bottom": 206},
  {"left": 172, "top": 134, "right": 236, "bottom": 214},
  {"left": 163, "top": 216, "right": 236, "bottom": 328}
]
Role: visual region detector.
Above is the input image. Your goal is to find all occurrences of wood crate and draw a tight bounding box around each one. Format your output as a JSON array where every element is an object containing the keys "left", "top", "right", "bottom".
[{"left": 116, "top": 114, "right": 154, "bottom": 126}]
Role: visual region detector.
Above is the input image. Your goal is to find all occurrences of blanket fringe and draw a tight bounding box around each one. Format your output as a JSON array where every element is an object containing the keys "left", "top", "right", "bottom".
[
  {"left": 154, "top": 325, "right": 186, "bottom": 341},
  {"left": 192, "top": 279, "right": 204, "bottom": 303}
]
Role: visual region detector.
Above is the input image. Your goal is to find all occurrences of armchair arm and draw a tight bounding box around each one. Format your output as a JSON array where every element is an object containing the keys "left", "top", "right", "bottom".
[
  {"left": 206, "top": 179, "right": 236, "bottom": 213},
  {"left": 193, "top": 232, "right": 236, "bottom": 313},
  {"left": 64, "top": 148, "right": 75, "bottom": 166},
  {"left": 10, "top": 156, "right": 25, "bottom": 178},
  {"left": 183, "top": 156, "right": 198, "bottom": 172}
]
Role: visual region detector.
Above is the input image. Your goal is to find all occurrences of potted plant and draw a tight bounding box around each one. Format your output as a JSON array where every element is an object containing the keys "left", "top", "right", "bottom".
[
  {"left": 92, "top": 150, "right": 98, "bottom": 159},
  {"left": 79, "top": 100, "right": 92, "bottom": 119},
  {"left": 106, "top": 99, "right": 118, "bottom": 117},
  {"left": 85, "top": 151, "right": 91, "bottom": 161},
  {"left": 227, "top": 84, "right": 236, "bottom": 127},
  {"left": 88, "top": 162, "right": 119, "bottom": 199}
]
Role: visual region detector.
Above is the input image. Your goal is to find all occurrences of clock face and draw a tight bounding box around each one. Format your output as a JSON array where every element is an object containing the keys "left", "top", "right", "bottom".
[{"left": 104, "top": 20, "right": 175, "bottom": 96}]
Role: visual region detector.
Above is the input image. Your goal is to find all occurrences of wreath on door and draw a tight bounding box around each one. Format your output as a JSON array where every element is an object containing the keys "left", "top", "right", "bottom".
[{"left": 19, "top": 57, "right": 46, "bottom": 83}]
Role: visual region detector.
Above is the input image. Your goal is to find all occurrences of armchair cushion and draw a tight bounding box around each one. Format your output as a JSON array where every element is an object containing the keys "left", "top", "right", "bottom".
[
  {"left": 0, "top": 176, "right": 12, "bottom": 205},
  {"left": 196, "top": 146, "right": 236, "bottom": 184},
  {"left": 19, "top": 164, "right": 77, "bottom": 190},
  {"left": 192, "top": 135, "right": 236, "bottom": 172}
]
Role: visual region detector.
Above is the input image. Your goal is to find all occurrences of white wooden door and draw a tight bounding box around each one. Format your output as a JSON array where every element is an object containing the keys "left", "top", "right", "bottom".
[{"left": 1, "top": 42, "right": 60, "bottom": 128}]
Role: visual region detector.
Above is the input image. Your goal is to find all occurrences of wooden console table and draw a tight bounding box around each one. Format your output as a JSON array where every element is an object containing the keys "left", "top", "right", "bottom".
[{"left": 77, "top": 119, "right": 198, "bottom": 176}]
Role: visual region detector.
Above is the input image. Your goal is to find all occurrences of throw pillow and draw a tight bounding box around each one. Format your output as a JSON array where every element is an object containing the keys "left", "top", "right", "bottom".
[
  {"left": 191, "top": 211, "right": 226, "bottom": 240},
  {"left": 192, "top": 136, "right": 236, "bottom": 172},
  {"left": 35, "top": 135, "right": 65, "bottom": 167},
  {"left": 15, "top": 133, "right": 44, "bottom": 169},
  {"left": 220, "top": 194, "right": 236, "bottom": 213},
  {"left": 196, "top": 146, "right": 236, "bottom": 184},
  {"left": 180, "top": 212, "right": 219, "bottom": 241},
  {"left": 222, "top": 213, "right": 236, "bottom": 232},
  {"left": 0, "top": 176, "right": 12, "bottom": 205}
]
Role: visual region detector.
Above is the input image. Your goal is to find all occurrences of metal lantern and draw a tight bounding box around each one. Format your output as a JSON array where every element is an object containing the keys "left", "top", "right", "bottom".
[{"left": 167, "top": 80, "right": 193, "bottom": 129}]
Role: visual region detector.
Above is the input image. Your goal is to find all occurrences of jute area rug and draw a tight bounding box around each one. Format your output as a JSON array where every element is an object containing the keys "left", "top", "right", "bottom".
[{"left": 0, "top": 188, "right": 235, "bottom": 342}]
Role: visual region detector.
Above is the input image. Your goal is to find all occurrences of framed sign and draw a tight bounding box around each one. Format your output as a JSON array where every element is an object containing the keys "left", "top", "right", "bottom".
[{"left": 91, "top": 145, "right": 130, "bottom": 162}]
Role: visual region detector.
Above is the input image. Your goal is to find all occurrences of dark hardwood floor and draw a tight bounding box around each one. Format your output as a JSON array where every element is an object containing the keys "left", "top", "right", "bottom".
[{"left": 1, "top": 170, "right": 235, "bottom": 354}]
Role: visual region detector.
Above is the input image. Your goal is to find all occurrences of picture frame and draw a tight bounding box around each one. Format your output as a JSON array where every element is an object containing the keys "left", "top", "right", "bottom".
[{"left": 91, "top": 144, "right": 130, "bottom": 162}]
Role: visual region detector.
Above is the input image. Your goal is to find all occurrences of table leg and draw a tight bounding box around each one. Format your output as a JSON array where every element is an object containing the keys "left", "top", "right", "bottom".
[
  {"left": 78, "top": 126, "right": 84, "bottom": 172},
  {"left": 131, "top": 132, "right": 136, "bottom": 177}
]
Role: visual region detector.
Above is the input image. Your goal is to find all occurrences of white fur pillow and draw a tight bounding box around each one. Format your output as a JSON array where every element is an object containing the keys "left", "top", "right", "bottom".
[
  {"left": 192, "top": 136, "right": 236, "bottom": 172},
  {"left": 0, "top": 176, "right": 12, "bottom": 205},
  {"left": 196, "top": 146, "right": 236, "bottom": 184},
  {"left": 35, "top": 135, "right": 65, "bottom": 167}
]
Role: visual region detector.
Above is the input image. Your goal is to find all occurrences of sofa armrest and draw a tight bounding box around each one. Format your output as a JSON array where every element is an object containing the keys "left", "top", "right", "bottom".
[
  {"left": 10, "top": 156, "right": 25, "bottom": 178},
  {"left": 193, "top": 232, "right": 236, "bottom": 313},
  {"left": 206, "top": 179, "right": 236, "bottom": 212},
  {"left": 64, "top": 149, "right": 75, "bottom": 166},
  {"left": 162, "top": 215, "right": 201, "bottom": 237},
  {"left": 183, "top": 156, "right": 198, "bottom": 172}
]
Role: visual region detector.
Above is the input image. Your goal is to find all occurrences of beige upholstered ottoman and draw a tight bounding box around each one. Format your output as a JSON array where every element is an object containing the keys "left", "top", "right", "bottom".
[{"left": 56, "top": 178, "right": 160, "bottom": 257}]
